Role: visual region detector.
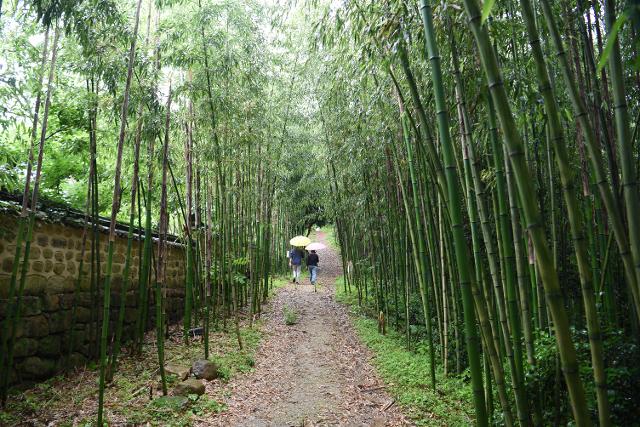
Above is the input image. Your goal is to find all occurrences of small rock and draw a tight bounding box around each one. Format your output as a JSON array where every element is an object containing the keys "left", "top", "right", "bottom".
[
  {"left": 192, "top": 359, "right": 219, "bottom": 380},
  {"left": 173, "top": 378, "right": 205, "bottom": 396},
  {"left": 165, "top": 363, "right": 190, "bottom": 381},
  {"left": 188, "top": 327, "right": 204, "bottom": 337}
]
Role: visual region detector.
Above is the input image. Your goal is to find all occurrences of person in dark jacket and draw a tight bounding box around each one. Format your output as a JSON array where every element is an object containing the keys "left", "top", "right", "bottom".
[
  {"left": 288, "top": 247, "right": 304, "bottom": 284},
  {"left": 306, "top": 250, "right": 319, "bottom": 286}
]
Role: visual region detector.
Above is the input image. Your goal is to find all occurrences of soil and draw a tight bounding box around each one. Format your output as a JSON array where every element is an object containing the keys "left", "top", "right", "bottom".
[{"left": 202, "top": 231, "right": 410, "bottom": 426}]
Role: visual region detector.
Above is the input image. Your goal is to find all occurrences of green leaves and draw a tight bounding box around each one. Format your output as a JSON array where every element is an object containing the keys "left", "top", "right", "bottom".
[
  {"left": 283, "top": 305, "right": 299, "bottom": 325},
  {"left": 597, "top": 12, "right": 627, "bottom": 73},
  {"left": 481, "top": 0, "right": 497, "bottom": 24}
]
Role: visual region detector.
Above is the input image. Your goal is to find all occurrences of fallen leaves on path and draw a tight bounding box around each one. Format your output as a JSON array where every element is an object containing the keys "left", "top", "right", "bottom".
[{"left": 200, "top": 231, "right": 411, "bottom": 426}]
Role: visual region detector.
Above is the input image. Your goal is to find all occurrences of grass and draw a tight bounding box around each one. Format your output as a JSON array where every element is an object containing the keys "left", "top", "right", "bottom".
[
  {"left": 322, "top": 225, "right": 339, "bottom": 250},
  {"left": 273, "top": 270, "right": 313, "bottom": 288},
  {"left": 335, "top": 276, "right": 356, "bottom": 304},
  {"left": 209, "top": 326, "right": 260, "bottom": 381},
  {"left": 335, "top": 276, "right": 475, "bottom": 426},
  {"left": 272, "top": 275, "right": 290, "bottom": 289},
  {"left": 283, "top": 305, "right": 299, "bottom": 325},
  {"left": 0, "top": 317, "right": 263, "bottom": 426}
]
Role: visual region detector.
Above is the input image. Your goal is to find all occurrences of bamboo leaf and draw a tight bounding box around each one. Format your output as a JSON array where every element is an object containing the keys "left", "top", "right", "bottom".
[
  {"left": 597, "top": 12, "right": 627, "bottom": 73},
  {"left": 481, "top": 0, "right": 497, "bottom": 24}
]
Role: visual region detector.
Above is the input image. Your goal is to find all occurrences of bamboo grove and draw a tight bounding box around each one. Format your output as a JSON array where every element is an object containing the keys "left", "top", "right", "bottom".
[
  {"left": 2, "top": 0, "right": 640, "bottom": 425},
  {"left": 0, "top": 0, "right": 324, "bottom": 421},
  {"left": 315, "top": 0, "right": 640, "bottom": 425}
]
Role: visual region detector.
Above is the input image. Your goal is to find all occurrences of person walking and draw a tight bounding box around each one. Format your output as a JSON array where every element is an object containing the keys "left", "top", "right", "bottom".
[
  {"left": 288, "top": 246, "right": 304, "bottom": 284},
  {"left": 306, "top": 249, "right": 319, "bottom": 287}
]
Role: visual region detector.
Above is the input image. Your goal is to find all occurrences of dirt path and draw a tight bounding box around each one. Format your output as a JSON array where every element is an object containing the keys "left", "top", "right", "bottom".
[{"left": 203, "top": 231, "right": 409, "bottom": 426}]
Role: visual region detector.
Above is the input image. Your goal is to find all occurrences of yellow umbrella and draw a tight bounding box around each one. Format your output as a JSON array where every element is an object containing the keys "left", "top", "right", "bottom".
[{"left": 289, "top": 235, "right": 311, "bottom": 247}]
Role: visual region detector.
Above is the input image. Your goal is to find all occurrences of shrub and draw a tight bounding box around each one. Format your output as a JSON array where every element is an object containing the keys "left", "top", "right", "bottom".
[
  {"left": 524, "top": 327, "right": 640, "bottom": 426},
  {"left": 283, "top": 305, "right": 298, "bottom": 325}
]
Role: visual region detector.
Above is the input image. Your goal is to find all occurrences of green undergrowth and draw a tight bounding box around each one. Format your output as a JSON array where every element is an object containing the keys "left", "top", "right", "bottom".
[
  {"left": 209, "top": 326, "right": 260, "bottom": 382},
  {"left": 272, "top": 275, "right": 291, "bottom": 289},
  {"left": 334, "top": 276, "right": 357, "bottom": 305},
  {"left": 283, "top": 305, "right": 299, "bottom": 325},
  {"left": 320, "top": 226, "right": 339, "bottom": 251},
  {"left": 0, "top": 318, "right": 263, "bottom": 426},
  {"left": 335, "top": 277, "right": 474, "bottom": 426},
  {"left": 273, "top": 271, "right": 313, "bottom": 288}
]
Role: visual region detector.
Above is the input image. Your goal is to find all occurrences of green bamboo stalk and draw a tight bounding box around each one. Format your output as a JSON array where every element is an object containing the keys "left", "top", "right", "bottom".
[
  {"left": 604, "top": 0, "right": 640, "bottom": 316},
  {"left": 488, "top": 96, "right": 530, "bottom": 424},
  {"left": 107, "top": 105, "right": 144, "bottom": 382},
  {"left": 135, "top": 6, "right": 159, "bottom": 354},
  {"left": 518, "top": 0, "right": 611, "bottom": 422},
  {"left": 156, "top": 86, "right": 173, "bottom": 397},
  {"left": 184, "top": 89, "right": 195, "bottom": 345},
  {"left": 461, "top": 124, "right": 515, "bottom": 427},
  {"left": 1, "top": 25, "right": 60, "bottom": 406},
  {"left": 204, "top": 180, "right": 213, "bottom": 359},
  {"left": 460, "top": 0, "right": 591, "bottom": 423},
  {"left": 68, "top": 167, "right": 92, "bottom": 361},
  {"left": 0, "top": 25, "right": 50, "bottom": 404},
  {"left": 538, "top": 0, "right": 640, "bottom": 321},
  {"left": 502, "top": 145, "right": 544, "bottom": 426},
  {"left": 399, "top": 111, "right": 436, "bottom": 389},
  {"left": 454, "top": 85, "right": 505, "bottom": 362},
  {"left": 396, "top": 44, "right": 447, "bottom": 202},
  {"left": 418, "top": 2, "right": 486, "bottom": 423},
  {"left": 98, "top": 1, "right": 142, "bottom": 422},
  {"left": 452, "top": 56, "right": 515, "bottom": 426},
  {"left": 88, "top": 76, "right": 101, "bottom": 358}
]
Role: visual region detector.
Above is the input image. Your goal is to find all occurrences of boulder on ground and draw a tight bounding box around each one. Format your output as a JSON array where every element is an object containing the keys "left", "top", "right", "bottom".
[
  {"left": 188, "top": 327, "right": 204, "bottom": 337},
  {"left": 192, "top": 359, "right": 219, "bottom": 380},
  {"left": 173, "top": 378, "right": 205, "bottom": 396},
  {"left": 165, "top": 363, "right": 190, "bottom": 381}
]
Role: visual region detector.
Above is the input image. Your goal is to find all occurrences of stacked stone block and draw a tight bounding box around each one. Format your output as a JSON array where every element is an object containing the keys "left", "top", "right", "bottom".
[{"left": 0, "top": 211, "right": 186, "bottom": 385}]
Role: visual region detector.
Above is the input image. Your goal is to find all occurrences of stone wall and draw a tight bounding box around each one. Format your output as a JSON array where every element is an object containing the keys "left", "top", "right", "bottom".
[{"left": 0, "top": 209, "right": 186, "bottom": 385}]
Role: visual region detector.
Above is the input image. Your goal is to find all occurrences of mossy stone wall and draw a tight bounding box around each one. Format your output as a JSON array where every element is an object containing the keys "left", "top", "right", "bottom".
[{"left": 0, "top": 211, "right": 186, "bottom": 385}]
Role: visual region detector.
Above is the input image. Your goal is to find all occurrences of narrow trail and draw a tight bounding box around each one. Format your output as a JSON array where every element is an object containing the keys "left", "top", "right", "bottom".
[{"left": 203, "top": 231, "right": 409, "bottom": 426}]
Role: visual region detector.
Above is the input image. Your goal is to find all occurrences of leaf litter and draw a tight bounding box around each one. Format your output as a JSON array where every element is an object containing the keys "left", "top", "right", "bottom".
[
  {"left": 202, "top": 231, "right": 410, "bottom": 426},
  {"left": 1, "top": 231, "right": 410, "bottom": 426}
]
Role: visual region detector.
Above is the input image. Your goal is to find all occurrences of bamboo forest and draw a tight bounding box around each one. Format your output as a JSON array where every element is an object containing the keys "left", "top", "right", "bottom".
[{"left": 0, "top": 0, "right": 639, "bottom": 425}]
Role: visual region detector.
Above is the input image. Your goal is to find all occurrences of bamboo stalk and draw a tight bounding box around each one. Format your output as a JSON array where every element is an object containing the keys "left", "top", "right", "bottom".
[{"left": 459, "top": 0, "right": 591, "bottom": 423}]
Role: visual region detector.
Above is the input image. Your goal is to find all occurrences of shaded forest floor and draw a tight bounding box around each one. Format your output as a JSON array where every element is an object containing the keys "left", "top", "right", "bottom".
[
  {"left": 0, "top": 230, "right": 409, "bottom": 426},
  {"left": 335, "top": 283, "right": 475, "bottom": 426},
  {"left": 0, "top": 229, "right": 480, "bottom": 426},
  {"left": 0, "top": 319, "right": 261, "bottom": 426},
  {"left": 206, "top": 230, "right": 408, "bottom": 426}
]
